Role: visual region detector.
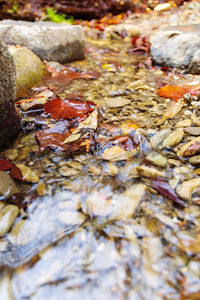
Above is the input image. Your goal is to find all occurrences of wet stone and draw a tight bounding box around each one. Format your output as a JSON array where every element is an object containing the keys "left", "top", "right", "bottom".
[
  {"left": 184, "top": 127, "right": 200, "bottom": 136},
  {"left": 0, "top": 205, "right": 19, "bottom": 236},
  {"left": 0, "top": 172, "right": 20, "bottom": 199},
  {"left": 16, "top": 164, "right": 39, "bottom": 183},
  {"left": 146, "top": 151, "right": 167, "bottom": 167},
  {"left": 162, "top": 129, "right": 184, "bottom": 148},
  {"left": 189, "top": 155, "right": 200, "bottom": 165}
]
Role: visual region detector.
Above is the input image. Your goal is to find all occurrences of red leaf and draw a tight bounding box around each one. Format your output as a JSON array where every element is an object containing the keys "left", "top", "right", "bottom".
[
  {"left": 9, "top": 165, "right": 24, "bottom": 181},
  {"left": 44, "top": 97, "right": 95, "bottom": 121},
  {"left": 0, "top": 157, "right": 24, "bottom": 181},
  {"left": 0, "top": 158, "right": 13, "bottom": 171},
  {"left": 152, "top": 178, "right": 185, "bottom": 206}
]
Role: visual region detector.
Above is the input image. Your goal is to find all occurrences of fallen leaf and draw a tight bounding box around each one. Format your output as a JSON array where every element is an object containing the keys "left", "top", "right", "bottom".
[
  {"left": 152, "top": 178, "right": 185, "bottom": 206},
  {"left": 157, "top": 84, "right": 200, "bottom": 102},
  {"left": 35, "top": 131, "right": 70, "bottom": 151},
  {"left": 9, "top": 164, "right": 24, "bottom": 182},
  {"left": 0, "top": 157, "right": 24, "bottom": 181},
  {"left": 44, "top": 96, "right": 95, "bottom": 121}
]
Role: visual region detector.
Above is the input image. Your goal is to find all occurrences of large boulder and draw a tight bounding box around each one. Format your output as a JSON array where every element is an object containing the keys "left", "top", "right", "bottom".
[
  {"left": 9, "top": 46, "right": 46, "bottom": 98},
  {"left": 0, "top": 39, "right": 20, "bottom": 151},
  {"left": 0, "top": 20, "right": 85, "bottom": 64},
  {"left": 150, "top": 25, "right": 200, "bottom": 74}
]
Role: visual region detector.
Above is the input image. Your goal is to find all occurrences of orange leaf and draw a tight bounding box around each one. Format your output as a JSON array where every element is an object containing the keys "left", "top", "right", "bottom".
[
  {"left": 157, "top": 84, "right": 200, "bottom": 102},
  {"left": 157, "top": 85, "right": 188, "bottom": 102}
]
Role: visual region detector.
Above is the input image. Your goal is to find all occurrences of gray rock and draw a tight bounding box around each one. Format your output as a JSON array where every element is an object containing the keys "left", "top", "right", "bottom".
[
  {"left": 150, "top": 25, "right": 200, "bottom": 74},
  {"left": 0, "top": 38, "right": 20, "bottom": 150},
  {"left": 0, "top": 20, "right": 85, "bottom": 63}
]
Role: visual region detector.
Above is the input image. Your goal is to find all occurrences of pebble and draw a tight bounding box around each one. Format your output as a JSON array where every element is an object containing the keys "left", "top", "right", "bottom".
[
  {"left": 0, "top": 201, "right": 5, "bottom": 210},
  {"left": 162, "top": 129, "right": 184, "bottom": 148},
  {"left": 58, "top": 198, "right": 81, "bottom": 211},
  {"left": 57, "top": 211, "right": 86, "bottom": 225},
  {"left": 137, "top": 165, "right": 164, "bottom": 178},
  {"left": 0, "top": 171, "right": 20, "bottom": 199},
  {"left": 0, "top": 205, "right": 19, "bottom": 236},
  {"left": 8, "top": 220, "right": 38, "bottom": 246},
  {"left": 0, "top": 275, "right": 14, "bottom": 300},
  {"left": 146, "top": 151, "right": 167, "bottom": 167},
  {"left": 175, "top": 119, "right": 192, "bottom": 128},
  {"left": 184, "top": 110, "right": 192, "bottom": 116},
  {"left": 16, "top": 164, "right": 39, "bottom": 183},
  {"left": 103, "top": 96, "right": 131, "bottom": 108},
  {"left": 189, "top": 155, "right": 200, "bottom": 165},
  {"left": 59, "top": 166, "right": 79, "bottom": 177},
  {"left": 84, "top": 192, "right": 112, "bottom": 217},
  {"left": 2, "top": 148, "right": 18, "bottom": 160},
  {"left": 150, "top": 129, "right": 171, "bottom": 150},
  {"left": 184, "top": 127, "right": 200, "bottom": 136},
  {"left": 36, "top": 182, "right": 47, "bottom": 196}
]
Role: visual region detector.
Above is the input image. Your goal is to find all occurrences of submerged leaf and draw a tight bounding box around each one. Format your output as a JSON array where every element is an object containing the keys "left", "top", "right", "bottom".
[
  {"left": 152, "top": 178, "right": 185, "bottom": 206},
  {"left": 44, "top": 96, "right": 95, "bottom": 121}
]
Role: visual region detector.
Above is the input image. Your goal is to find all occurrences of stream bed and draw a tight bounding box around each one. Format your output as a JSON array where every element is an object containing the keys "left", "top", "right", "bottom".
[{"left": 0, "top": 3, "right": 200, "bottom": 299}]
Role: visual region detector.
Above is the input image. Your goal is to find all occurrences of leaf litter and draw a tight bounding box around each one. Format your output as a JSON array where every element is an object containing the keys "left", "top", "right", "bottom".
[{"left": 0, "top": 2, "right": 200, "bottom": 300}]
